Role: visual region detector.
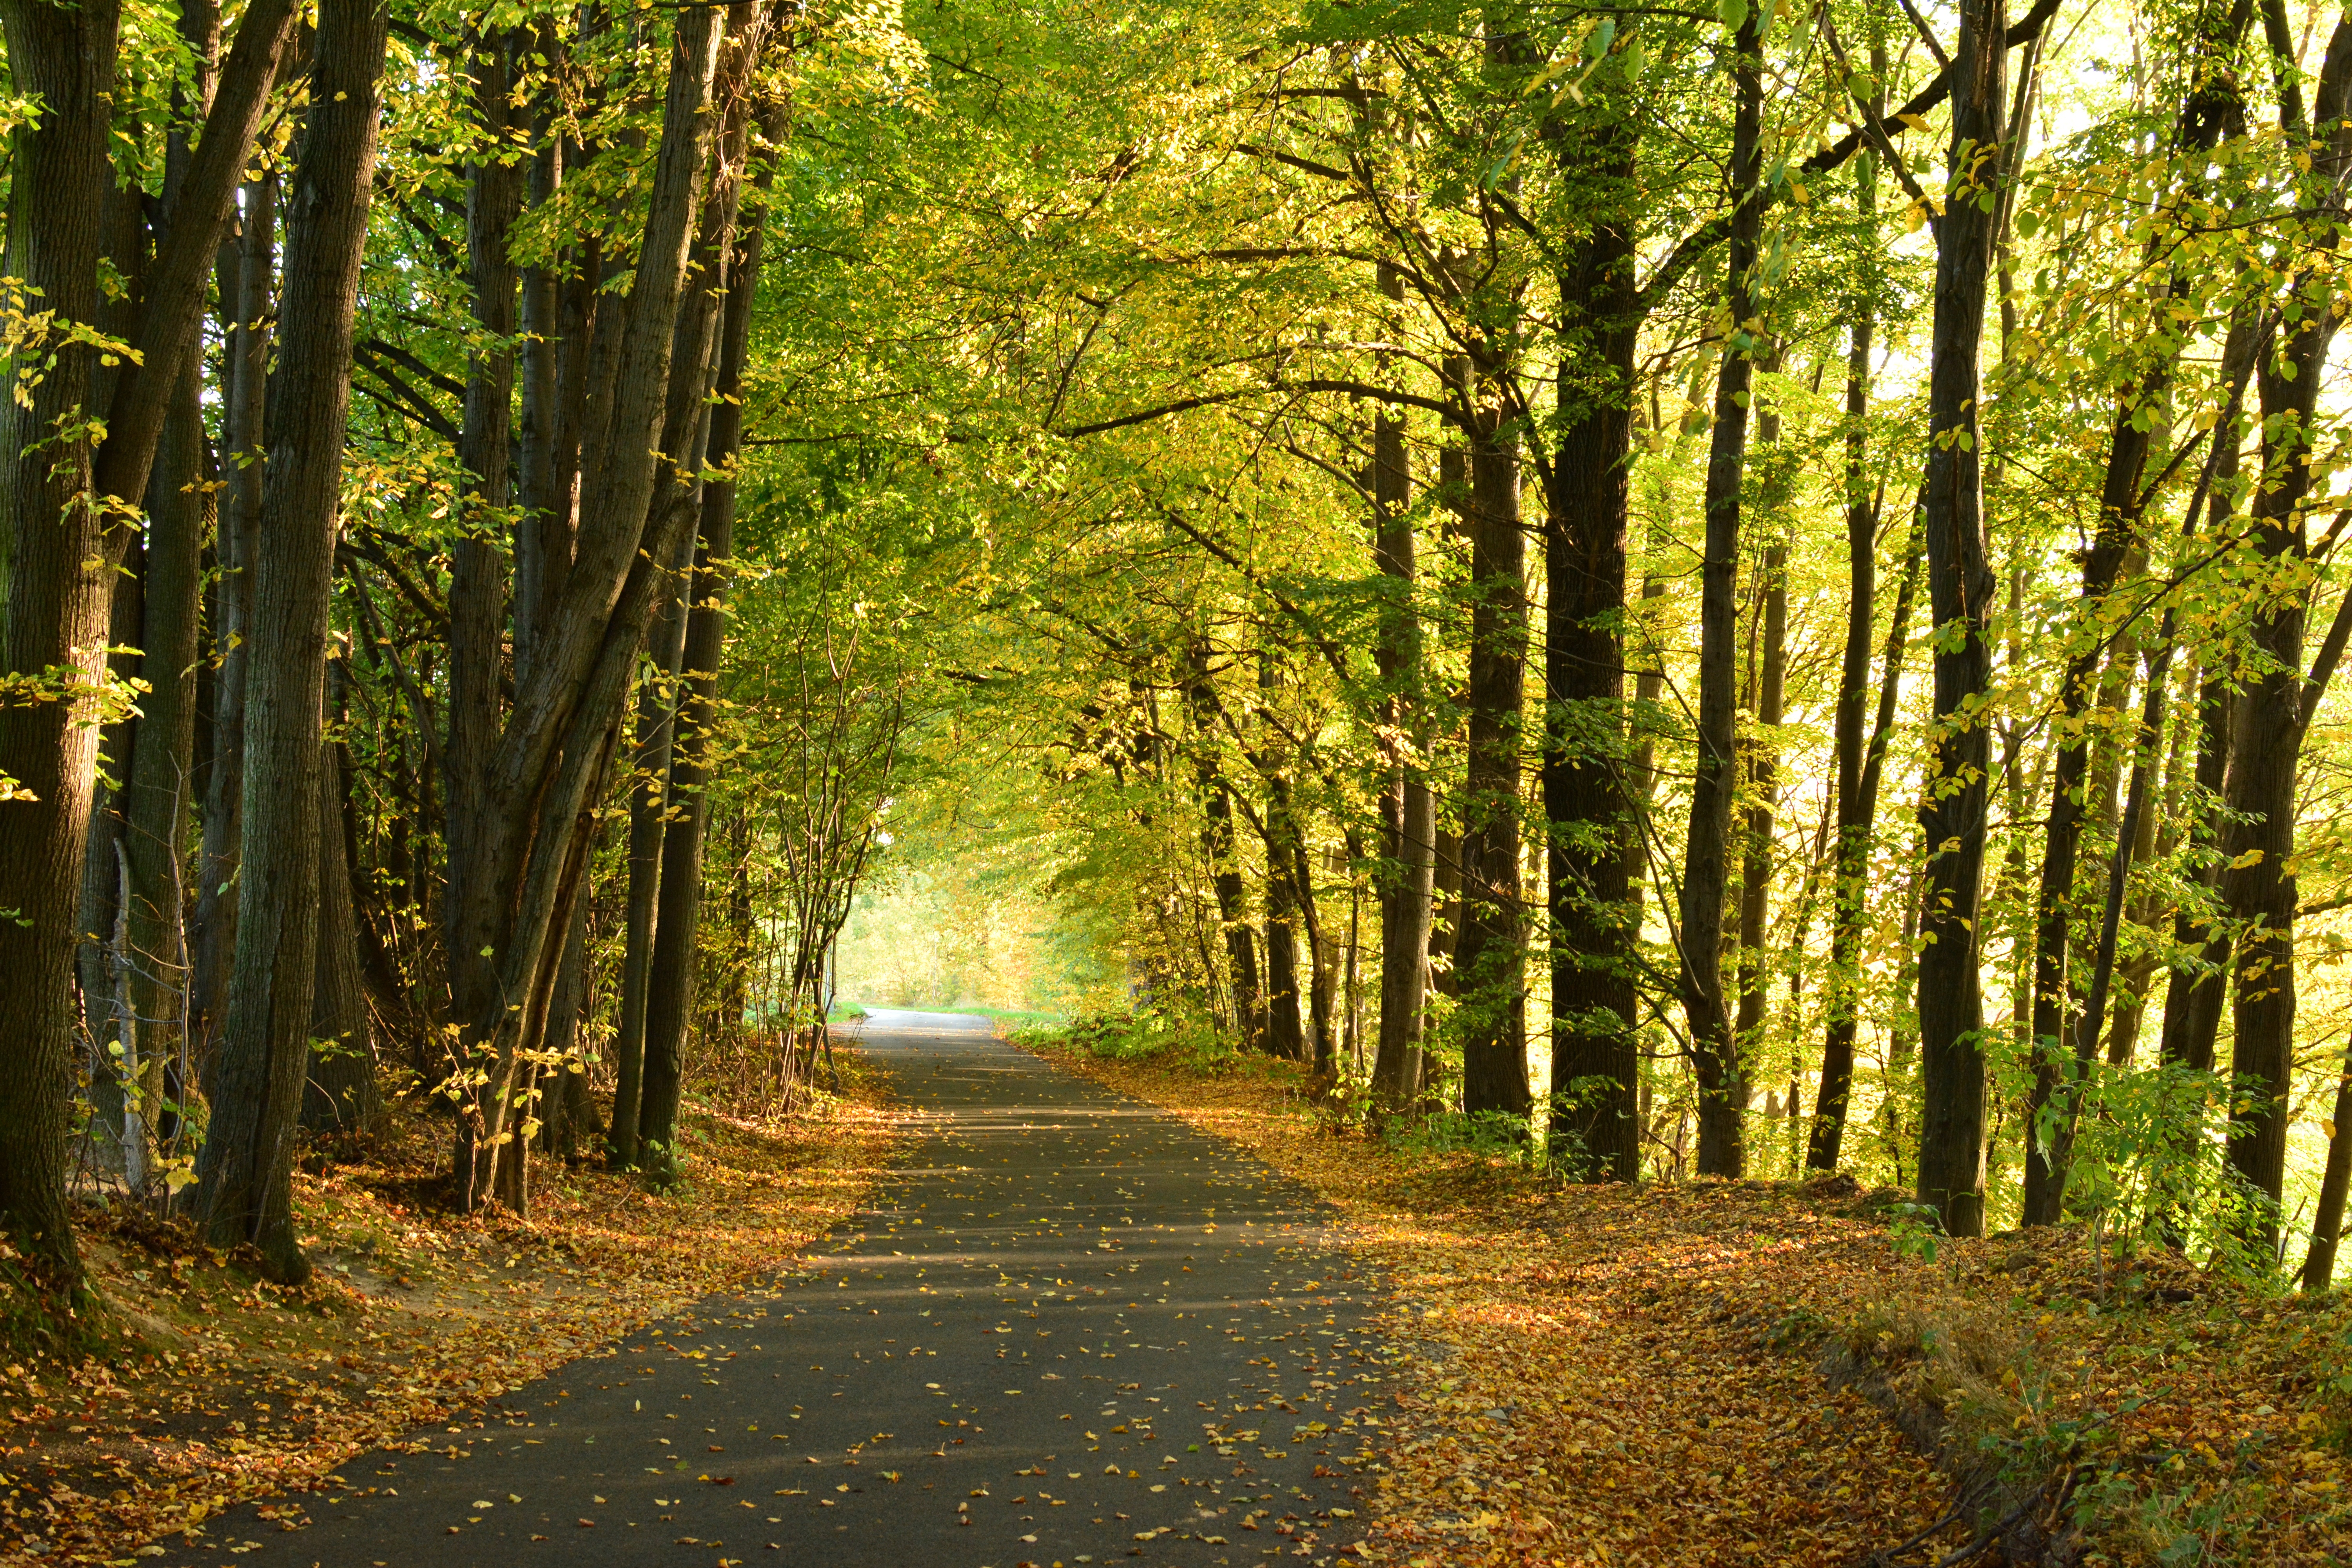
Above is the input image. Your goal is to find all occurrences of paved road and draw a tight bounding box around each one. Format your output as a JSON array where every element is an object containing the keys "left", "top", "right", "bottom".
[{"left": 156, "top": 1010, "right": 1390, "bottom": 1568}]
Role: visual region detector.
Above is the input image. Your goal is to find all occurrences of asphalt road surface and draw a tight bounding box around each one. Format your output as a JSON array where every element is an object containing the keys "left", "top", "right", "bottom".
[{"left": 154, "top": 1009, "right": 1392, "bottom": 1568}]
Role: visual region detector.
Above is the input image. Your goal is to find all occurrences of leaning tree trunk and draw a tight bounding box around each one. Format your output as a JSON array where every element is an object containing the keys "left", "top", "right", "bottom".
[
  {"left": 610, "top": 530, "right": 699, "bottom": 1168},
  {"left": 639, "top": 179, "right": 769, "bottom": 1178},
  {"left": 1914, "top": 0, "right": 2008, "bottom": 1239},
  {"left": 191, "top": 0, "right": 387, "bottom": 1283}
]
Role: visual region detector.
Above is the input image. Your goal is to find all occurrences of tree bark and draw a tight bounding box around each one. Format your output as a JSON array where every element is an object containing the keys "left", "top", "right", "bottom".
[
  {"left": 0, "top": 0, "right": 128, "bottom": 1300},
  {"left": 304, "top": 718, "right": 378, "bottom": 1134},
  {"left": 1811, "top": 149, "right": 1898, "bottom": 1171},
  {"left": 192, "top": 0, "right": 387, "bottom": 1282},
  {"left": 1188, "top": 647, "right": 1265, "bottom": 1051},
  {"left": 639, "top": 174, "right": 770, "bottom": 1176},
  {"left": 610, "top": 532, "right": 697, "bottom": 1168},
  {"left": 2221, "top": 21, "right": 2352, "bottom": 1257},
  {"left": 1679, "top": 9, "right": 1763, "bottom": 1179},
  {"left": 1455, "top": 400, "right": 1529, "bottom": 1120},
  {"left": 191, "top": 168, "right": 278, "bottom": 1058},
  {"left": 1369, "top": 305, "right": 1432, "bottom": 1108},
  {"left": 1914, "top": 0, "right": 2007, "bottom": 1239},
  {"left": 1543, "top": 101, "right": 1642, "bottom": 1182}
]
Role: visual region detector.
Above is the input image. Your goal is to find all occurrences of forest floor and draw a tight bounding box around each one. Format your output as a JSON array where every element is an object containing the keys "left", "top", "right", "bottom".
[
  {"left": 1015, "top": 1034, "right": 2352, "bottom": 1568},
  {"left": 0, "top": 1063, "right": 899, "bottom": 1566}
]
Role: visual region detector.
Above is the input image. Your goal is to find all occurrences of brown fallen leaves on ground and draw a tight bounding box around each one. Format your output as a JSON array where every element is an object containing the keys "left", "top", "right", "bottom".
[
  {"left": 0, "top": 1066, "right": 898, "bottom": 1566},
  {"left": 1022, "top": 1039, "right": 2352, "bottom": 1568}
]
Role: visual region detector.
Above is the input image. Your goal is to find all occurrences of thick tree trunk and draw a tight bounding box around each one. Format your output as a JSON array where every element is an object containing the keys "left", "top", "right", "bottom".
[
  {"left": 1914, "top": 0, "right": 2007, "bottom": 1239},
  {"left": 113, "top": 0, "right": 224, "bottom": 1170},
  {"left": 0, "top": 0, "right": 127, "bottom": 1299},
  {"left": 441, "top": 4, "right": 772, "bottom": 1209},
  {"left": 1679, "top": 14, "right": 1763, "bottom": 1179},
  {"left": 1543, "top": 119, "right": 1642, "bottom": 1182},
  {"left": 191, "top": 0, "right": 386, "bottom": 1282}
]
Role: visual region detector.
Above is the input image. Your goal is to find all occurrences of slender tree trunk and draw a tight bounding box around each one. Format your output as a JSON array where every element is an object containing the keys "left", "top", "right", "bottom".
[
  {"left": 611, "top": 538, "right": 696, "bottom": 1167},
  {"left": 1813, "top": 153, "right": 1890, "bottom": 1170},
  {"left": 1455, "top": 394, "right": 1530, "bottom": 1120},
  {"left": 640, "top": 176, "right": 769, "bottom": 1175},
  {"left": 2222, "top": 23, "right": 2352, "bottom": 1256},
  {"left": 1261, "top": 813, "right": 1308, "bottom": 1063},
  {"left": 2303, "top": 1042, "right": 2352, "bottom": 1289},
  {"left": 304, "top": 718, "right": 378, "bottom": 1134},
  {"left": 1732, "top": 359, "right": 1790, "bottom": 1123},
  {"left": 1370, "top": 324, "right": 1432, "bottom": 1107},
  {"left": 2160, "top": 662, "right": 2238, "bottom": 1073},
  {"left": 1187, "top": 646, "right": 1265, "bottom": 1050},
  {"left": 2020, "top": 16, "right": 2247, "bottom": 1224},
  {"left": 192, "top": 169, "right": 277, "bottom": 1056},
  {"left": 192, "top": 0, "right": 387, "bottom": 1282},
  {"left": 1914, "top": 0, "right": 2008, "bottom": 1238},
  {"left": 1679, "top": 11, "right": 1763, "bottom": 1178}
]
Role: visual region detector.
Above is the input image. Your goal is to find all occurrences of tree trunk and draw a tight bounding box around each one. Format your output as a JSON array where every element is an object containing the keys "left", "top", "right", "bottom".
[
  {"left": 191, "top": 167, "right": 278, "bottom": 1058},
  {"left": 2302, "top": 1042, "right": 2352, "bottom": 1290},
  {"left": 610, "top": 534, "right": 697, "bottom": 1167},
  {"left": 1370, "top": 340, "right": 1432, "bottom": 1108},
  {"left": 304, "top": 723, "right": 378, "bottom": 1134},
  {"left": 441, "top": 3, "right": 770, "bottom": 1209},
  {"left": 1914, "top": 0, "right": 2008, "bottom": 1239},
  {"left": 1542, "top": 105, "right": 1642, "bottom": 1182},
  {"left": 1812, "top": 149, "right": 1894, "bottom": 1171},
  {"left": 639, "top": 181, "right": 769, "bottom": 1177},
  {"left": 1187, "top": 646, "right": 1265, "bottom": 1051},
  {"left": 191, "top": 0, "right": 387, "bottom": 1282},
  {"left": 1455, "top": 399, "right": 1529, "bottom": 1120},
  {"left": 0, "top": 0, "right": 127, "bottom": 1301},
  {"left": 2222, "top": 22, "right": 2352, "bottom": 1258},
  {"left": 1679, "top": 12, "right": 1762, "bottom": 1179}
]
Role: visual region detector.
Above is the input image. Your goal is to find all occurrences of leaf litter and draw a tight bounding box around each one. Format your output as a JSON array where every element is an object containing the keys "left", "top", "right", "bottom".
[
  {"left": 0, "top": 1064, "right": 899, "bottom": 1565},
  {"left": 1021, "top": 1038, "right": 2352, "bottom": 1566}
]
